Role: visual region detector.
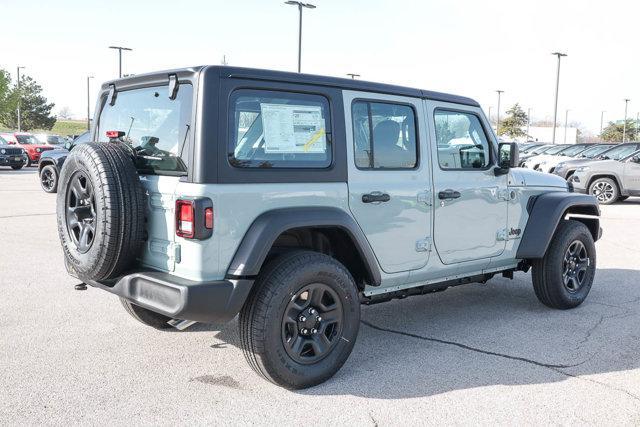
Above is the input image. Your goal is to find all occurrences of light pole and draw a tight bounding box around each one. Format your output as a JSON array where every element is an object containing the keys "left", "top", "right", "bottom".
[
  {"left": 488, "top": 106, "right": 492, "bottom": 126},
  {"left": 551, "top": 52, "right": 567, "bottom": 144},
  {"left": 564, "top": 109, "right": 570, "bottom": 143},
  {"left": 496, "top": 90, "right": 504, "bottom": 134},
  {"left": 623, "top": 99, "right": 630, "bottom": 143},
  {"left": 86, "top": 76, "right": 94, "bottom": 131},
  {"left": 636, "top": 112, "right": 639, "bottom": 142},
  {"left": 526, "top": 108, "right": 531, "bottom": 140},
  {"left": 108, "top": 46, "right": 132, "bottom": 78},
  {"left": 284, "top": 1, "right": 316, "bottom": 73},
  {"left": 16, "top": 66, "right": 25, "bottom": 132},
  {"left": 600, "top": 111, "right": 606, "bottom": 136},
  {"left": 346, "top": 73, "right": 360, "bottom": 79}
]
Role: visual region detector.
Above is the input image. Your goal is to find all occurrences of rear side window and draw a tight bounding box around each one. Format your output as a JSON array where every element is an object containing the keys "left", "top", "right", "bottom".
[
  {"left": 434, "top": 110, "right": 491, "bottom": 169},
  {"left": 97, "top": 84, "right": 193, "bottom": 176},
  {"left": 351, "top": 101, "right": 417, "bottom": 169},
  {"left": 229, "top": 90, "right": 331, "bottom": 168}
]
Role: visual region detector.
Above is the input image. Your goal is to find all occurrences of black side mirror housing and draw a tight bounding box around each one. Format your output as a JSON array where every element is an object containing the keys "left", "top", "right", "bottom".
[
  {"left": 496, "top": 142, "right": 519, "bottom": 173},
  {"left": 632, "top": 155, "right": 640, "bottom": 163}
]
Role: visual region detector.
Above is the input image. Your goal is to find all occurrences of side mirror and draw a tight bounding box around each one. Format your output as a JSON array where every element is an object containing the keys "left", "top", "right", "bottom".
[
  {"left": 632, "top": 155, "right": 640, "bottom": 163},
  {"left": 64, "top": 142, "right": 72, "bottom": 150},
  {"left": 498, "top": 142, "right": 519, "bottom": 168}
]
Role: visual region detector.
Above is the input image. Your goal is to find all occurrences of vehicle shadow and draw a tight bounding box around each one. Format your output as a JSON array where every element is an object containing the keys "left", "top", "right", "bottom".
[{"left": 209, "top": 268, "right": 640, "bottom": 399}]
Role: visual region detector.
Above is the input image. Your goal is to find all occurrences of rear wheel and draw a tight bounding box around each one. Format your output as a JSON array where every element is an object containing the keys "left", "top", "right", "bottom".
[
  {"left": 120, "top": 298, "right": 173, "bottom": 330},
  {"left": 589, "top": 177, "right": 618, "bottom": 205},
  {"left": 532, "top": 220, "right": 596, "bottom": 309},
  {"left": 40, "top": 165, "right": 58, "bottom": 193},
  {"left": 239, "top": 250, "right": 360, "bottom": 389}
]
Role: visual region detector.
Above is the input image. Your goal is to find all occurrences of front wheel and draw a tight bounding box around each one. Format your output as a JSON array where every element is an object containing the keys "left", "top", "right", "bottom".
[
  {"left": 11, "top": 164, "right": 23, "bottom": 170},
  {"left": 532, "top": 220, "right": 596, "bottom": 309},
  {"left": 40, "top": 165, "right": 58, "bottom": 193},
  {"left": 239, "top": 250, "right": 360, "bottom": 389},
  {"left": 589, "top": 177, "right": 618, "bottom": 205}
]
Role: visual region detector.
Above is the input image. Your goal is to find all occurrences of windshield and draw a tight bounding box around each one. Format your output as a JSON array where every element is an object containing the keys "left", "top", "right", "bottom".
[
  {"left": 580, "top": 145, "right": 614, "bottom": 158},
  {"left": 47, "top": 135, "right": 66, "bottom": 144},
  {"left": 555, "top": 145, "right": 586, "bottom": 156},
  {"left": 601, "top": 144, "right": 640, "bottom": 160},
  {"left": 97, "top": 84, "right": 193, "bottom": 176},
  {"left": 529, "top": 145, "right": 551, "bottom": 154},
  {"left": 16, "top": 135, "right": 39, "bottom": 144}
]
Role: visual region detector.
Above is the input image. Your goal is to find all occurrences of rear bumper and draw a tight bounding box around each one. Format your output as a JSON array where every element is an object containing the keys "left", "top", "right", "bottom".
[{"left": 86, "top": 271, "right": 254, "bottom": 323}]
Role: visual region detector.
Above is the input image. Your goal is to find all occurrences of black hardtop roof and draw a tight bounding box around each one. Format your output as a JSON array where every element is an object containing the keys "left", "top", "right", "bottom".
[{"left": 103, "top": 65, "right": 480, "bottom": 107}]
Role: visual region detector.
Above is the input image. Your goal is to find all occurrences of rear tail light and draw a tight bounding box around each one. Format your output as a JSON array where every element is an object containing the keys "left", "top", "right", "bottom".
[
  {"left": 106, "top": 130, "right": 125, "bottom": 139},
  {"left": 176, "top": 200, "right": 195, "bottom": 238},
  {"left": 175, "top": 198, "right": 214, "bottom": 240}
]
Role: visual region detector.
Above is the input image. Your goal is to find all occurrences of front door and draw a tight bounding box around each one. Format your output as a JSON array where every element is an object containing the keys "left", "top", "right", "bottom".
[
  {"left": 344, "top": 91, "right": 431, "bottom": 274},
  {"left": 623, "top": 156, "right": 640, "bottom": 193},
  {"left": 426, "top": 103, "right": 508, "bottom": 265}
]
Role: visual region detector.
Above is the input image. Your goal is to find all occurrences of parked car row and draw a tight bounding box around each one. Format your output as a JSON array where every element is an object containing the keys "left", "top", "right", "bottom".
[{"left": 516, "top": 142, "right": 640, "bottom": 204}]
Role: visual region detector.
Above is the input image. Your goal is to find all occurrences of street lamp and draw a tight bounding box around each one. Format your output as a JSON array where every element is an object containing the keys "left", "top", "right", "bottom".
[
  {"left": 496, "top": 90, "right": 504, "bottom": 133},
  {"left": 346, "top": 73, "right": 360, "bottom": 79},
  {"left": 16, "top": 66, "right": 25, "bottom": 132},
  {"left": 284, "top": 1, "right": 316, "bottom": 73},
  {"left": 623, "top": 99, "right": 630, "bottom": 143},
  {"left": 551, "top": 52, "right": 567, "bottom": 144},
  {"left": 600, "top": 111, "right": 606, "bottom": 136},
  {"left": 86, "top": 76, "right": 94, "bottom": 131},
  {"left": 564, "top": 109, "right": 570, "bottom": 143},
  {"left": 108, "top": 46, "right": 133, "bottom": 78}
]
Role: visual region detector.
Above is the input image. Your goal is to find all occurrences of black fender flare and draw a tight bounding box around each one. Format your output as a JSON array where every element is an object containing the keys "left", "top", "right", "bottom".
[
  {"left": 516, "top": 192, "right": 600, "bottom": 259},
  {"left": 226, "top": 207, "right": 382, "bottom": 286}
]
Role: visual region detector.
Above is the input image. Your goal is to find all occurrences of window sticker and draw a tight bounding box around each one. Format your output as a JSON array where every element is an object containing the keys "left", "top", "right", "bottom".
[{"left": 260, "top": 104, "right": 326, "bottom": 153}]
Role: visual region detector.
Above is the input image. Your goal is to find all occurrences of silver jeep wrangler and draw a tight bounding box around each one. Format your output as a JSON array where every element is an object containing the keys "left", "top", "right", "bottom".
[{"left": 56, "top": 66, "right": 601, "bottom": 389}]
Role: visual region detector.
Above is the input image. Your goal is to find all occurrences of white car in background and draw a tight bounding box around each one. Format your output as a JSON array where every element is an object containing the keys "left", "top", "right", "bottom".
[
  {"left": 523, "top": 144, "right": 589, "bottom": 172},
  {"left": 33, "top": 134, "right": 67, "bottom": 146}
]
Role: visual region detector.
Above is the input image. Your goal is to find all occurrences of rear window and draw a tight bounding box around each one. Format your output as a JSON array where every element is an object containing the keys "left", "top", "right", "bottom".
[
  {"left": 229, "top": 89, "right": 331, "bottom": 168},
  {"left": 97, "top": 84, "right": 193, "bottom": 176}
]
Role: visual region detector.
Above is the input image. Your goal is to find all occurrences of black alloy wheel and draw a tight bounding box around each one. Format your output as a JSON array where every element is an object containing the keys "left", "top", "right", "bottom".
[
  {"left": 40, "top": 167, "right": 56, "bottom": 192},
  {"left": 65, "top": 171, "right": 96, "bottom": 254},
  {"left": 281, "top": 282, "right": 344, "bottom": 365},
  {"left": 562, "top": 240, "right": 590, "bottom": 293}
]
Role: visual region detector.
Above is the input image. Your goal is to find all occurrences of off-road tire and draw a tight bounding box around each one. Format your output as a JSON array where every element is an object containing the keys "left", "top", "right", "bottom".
[
  {"left": 56, "top": 143, "right": 145, "bottom": 281},
  {"left": 532, "top": 220, "right": 596, "bottom": 309},
  {"left": 40, "top": 164, "right": 58, "bottom": 193},
  {"left": 11, "top": 164, "right": 23, "bottom": 170},
  {"left": 239, "top": 250, "right": 360, "bottom": 389},
  {"left": 588, "top": 177, "right": 618, "bottom": 205},
  {"left": 120, "top": 298, "right": 173, "bottom": 330},
  {"left": 25, "top": 157, "right": 32, "bottom": 167}
]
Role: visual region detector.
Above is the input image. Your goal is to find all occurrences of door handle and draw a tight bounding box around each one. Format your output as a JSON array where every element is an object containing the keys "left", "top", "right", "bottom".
[
  {"left": 362, "top": 192, "right": 391, "bottom": 203},
  {"left": 438, "top": 189, "right": 461, "bottom": 200}
]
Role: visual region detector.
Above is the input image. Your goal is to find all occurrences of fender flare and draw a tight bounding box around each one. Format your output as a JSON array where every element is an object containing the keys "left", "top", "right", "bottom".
[
  {"left": 226, "top": 207, "right": 382, "bottom": 286},
  {"left": 516, "top": 192, "right": 600, "bottom": 259}
]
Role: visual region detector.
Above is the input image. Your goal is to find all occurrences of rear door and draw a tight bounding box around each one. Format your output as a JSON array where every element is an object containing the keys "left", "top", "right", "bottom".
[
  {"left": 622, "top": 154, "right": 640, "bottom": 193},
  {"left": 344, "top": 91, "right": 431, "bottom": 274},
  {"left": 426, "top": 102, "right": 508, "bottom": 265}
]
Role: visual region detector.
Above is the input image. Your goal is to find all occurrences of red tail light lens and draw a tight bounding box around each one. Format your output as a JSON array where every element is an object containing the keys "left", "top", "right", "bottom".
[
  {"left": 176, "top": 200, "right": 195, "bottom": 238},
  {"left": 205, "top": 207, "right": 213, "bottom": 229},
  {"left": 106, "top": 130, "right": 125, "bottom": 139}
]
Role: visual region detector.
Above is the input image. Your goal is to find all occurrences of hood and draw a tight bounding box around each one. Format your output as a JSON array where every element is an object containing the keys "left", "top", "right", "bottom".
[
  {"left": 578, "top": 159, "right": 622, "bottom": 172},
  {"left": 555, "top": 157, "right": 601, "bottom": 169},
  {"left": 524, "top": 153, "right": 561, "bottom": 164},
  {"left": 509, "top": 168, "right": 568, "bottom": 189}
]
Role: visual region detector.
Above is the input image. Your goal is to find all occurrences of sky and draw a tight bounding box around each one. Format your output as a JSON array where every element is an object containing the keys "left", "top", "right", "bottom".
[{"left": 2, "top": 0, "right": 639, "bottom": 134}]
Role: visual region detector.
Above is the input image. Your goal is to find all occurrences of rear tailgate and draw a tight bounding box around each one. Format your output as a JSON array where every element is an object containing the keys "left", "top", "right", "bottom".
[{"left": 139, "top": 175, "right": 181, "bottom": 272}]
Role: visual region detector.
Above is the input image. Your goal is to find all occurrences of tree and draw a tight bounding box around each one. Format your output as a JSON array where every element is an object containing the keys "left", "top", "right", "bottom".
[
  {"left": 57, "top": 106, "right": 73, "bottom": 120},
  {"left": 498, "top": 103, "right": 528, "bottom": 139},
  {"left": 0, "top": 74, "right": 56, "bottom": 130},
  {"left": 600, "top": 120, "right": 638, "bottom": 142},
  {"left": 0, "top": 69, "right": 11, "bottom": 120}
]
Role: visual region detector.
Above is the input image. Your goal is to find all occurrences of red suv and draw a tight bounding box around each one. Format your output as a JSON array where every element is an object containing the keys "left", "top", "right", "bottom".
[{"left": 0, "top": 132, "right": 54, "bottom": 167}]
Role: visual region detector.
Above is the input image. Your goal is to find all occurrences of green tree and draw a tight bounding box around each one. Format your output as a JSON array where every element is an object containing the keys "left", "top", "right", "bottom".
[
  {"left": 498, "top": 103, "right": 528, "bottom": 139},
  {"left": 600, "top": 120, "right": 638, "bottom": 142},
  {"left": 0, "top": 74, "right": 56, "bottom": 131},
  {"left": 0, "top": 69, "right": 11, "bottom": 120}
]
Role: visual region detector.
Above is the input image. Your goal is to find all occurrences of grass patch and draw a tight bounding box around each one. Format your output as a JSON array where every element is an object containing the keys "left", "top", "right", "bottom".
[{"left": 0, "top": 120, "right": 88, "bottom": 136}]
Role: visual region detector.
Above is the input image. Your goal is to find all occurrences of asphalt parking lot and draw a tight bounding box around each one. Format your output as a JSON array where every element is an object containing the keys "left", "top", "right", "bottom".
[{"left": 1, "top": 168, "right": 640, "bottom": 425}]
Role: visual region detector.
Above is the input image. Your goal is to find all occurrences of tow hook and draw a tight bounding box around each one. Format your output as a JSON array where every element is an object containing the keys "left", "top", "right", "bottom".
[{"left": 74, "top": 283, "right": 87, "bottom": 291}]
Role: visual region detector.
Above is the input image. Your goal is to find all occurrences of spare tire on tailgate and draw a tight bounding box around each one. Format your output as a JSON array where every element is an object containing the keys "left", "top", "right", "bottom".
[{"left": 56, "top": 142, "right": 146, "bottom": 281}]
